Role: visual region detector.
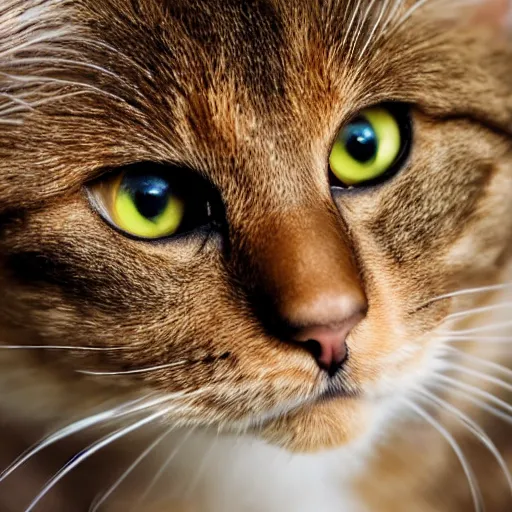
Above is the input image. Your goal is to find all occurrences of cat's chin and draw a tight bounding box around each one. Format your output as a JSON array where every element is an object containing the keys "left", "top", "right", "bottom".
[{"left": 258, "top": 396, "right": 372, "bottom": 453}]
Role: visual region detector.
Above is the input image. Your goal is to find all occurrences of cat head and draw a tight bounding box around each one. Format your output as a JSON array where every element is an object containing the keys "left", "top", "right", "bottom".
[{"left": 0, "top": 0, "right": 511, "bottom": 451}]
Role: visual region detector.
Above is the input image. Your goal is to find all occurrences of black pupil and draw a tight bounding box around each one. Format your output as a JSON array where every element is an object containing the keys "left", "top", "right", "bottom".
[
  {"left": 122, "top": 174, "right": 170, "bottom": 221},
  {"left": 343, "top": 117, "right": 378, "bottom": 164}
]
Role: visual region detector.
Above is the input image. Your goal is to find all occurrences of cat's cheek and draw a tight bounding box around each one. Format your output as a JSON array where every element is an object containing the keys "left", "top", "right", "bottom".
[{"left": 259, "top": 398, "right": 371, "bottom": 453}]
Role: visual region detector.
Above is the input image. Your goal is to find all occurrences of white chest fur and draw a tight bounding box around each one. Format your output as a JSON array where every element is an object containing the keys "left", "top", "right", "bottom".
[{"left": 167, "top": 432, "right": 368, "bottom": 512}]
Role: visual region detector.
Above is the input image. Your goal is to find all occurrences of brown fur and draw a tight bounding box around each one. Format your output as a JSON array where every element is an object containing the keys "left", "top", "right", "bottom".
[{"left": 0, "top": 0, "right": 511, "bottom": 510}]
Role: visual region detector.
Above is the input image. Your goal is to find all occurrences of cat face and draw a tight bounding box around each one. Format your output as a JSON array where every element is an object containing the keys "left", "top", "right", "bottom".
[{"left": 0, "top": 0, "right": 511, "bottom": 451}]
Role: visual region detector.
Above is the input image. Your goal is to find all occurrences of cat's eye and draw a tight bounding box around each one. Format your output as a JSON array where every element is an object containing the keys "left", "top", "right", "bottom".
[
  {"left": 89, "top": 164, "right": 218, "bottom": 240},
  {"left": 329, "top": 105, "right": 410, "bottom": 187}
]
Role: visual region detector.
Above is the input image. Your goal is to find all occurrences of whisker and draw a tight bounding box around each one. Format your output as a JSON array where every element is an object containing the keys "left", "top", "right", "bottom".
[
  {"left": 63, "top": 38, "right": 151, "bottom": 78},
  {"left": 90, "top": 425, "right": 175, "bottom": 512},
  {"left": 0, "top": 72, "right": 138, "bottom": 107},
  {"left": 0, "top": 119, "right": 23, "bottom": 125},
  {"left": 0, "top": 345, "right": 129, "bottom": 352},
  {"left": 0, "top": 29, "right": 71, "bottom": 59},
  {"left": 78, "top": 361, "right": 188, "bottom": 377},
  {"left": 417, "top": 389, "right": 512, "bottom": 499},
  {"left": 0, "top": 29, "right": 151, "bottom": 79},
  {"left": 25, "top": 408, "right": 176, "bottom": 512},
  {"left": 431, "top": 378, "right": 512, "bottom": 426},
  {"left": 385, "top": 0, "right": 473, "bottom": 40},
  {"left": 341, "top": 0, "right": 364, "bottom": 53},
  {"left": 0, "top": 92, "right": 35, "bottom": 110},
  {"left": 422, "top": 283, "right": 512, "bottom": 308},
  {"left": 357, "top": 0, "right": 390, "bottom": 59},
  {"left": 0, "top": 396, "right": 148, "bottom": 482},
  {"left": 183, "top": 428, "right": 220, "bottom": 502},
  {"left": 389, "top": 0, "right": 434, "bottom": 31},
  {"left": 0, "top": 90, "right": 91, "bottom": 116},
  {"left": 439, "top": 320, "right": 512, "bottom": 336},
  {"left": 434, "top": 374, "right": 512, "bottom": 416},
  {"left": 347, "top": 0, "right": 374, "bottom": 65},
  {"left": 441, "top": 336, "right": 512, "bottom": 343},
  {"left": 378, "top": 0, "right": 404, "bottom": 37},
  {"left": 351, "top": 0, "right": 379, "bottom": 63},
  {"left": 445, "top": 302, "right": 512, "bottom": 322},
  {"left": 402, "top": 396, "right": 483, "bottom": 512},
  {"left": 0, "top": 391, "right": 203, "bottom": 482},
  {"left": 4, "top": 57, "right": 126, "bottom": 82},
  {"left": 0, "top": 88, "right": 105, "bottom": 115},
  {"left": 444, "top": 363, "right": 512, "bottom": 394},
  {"left": 135, "top": 427, "right": 197, "bottom": 509},
  {"left": 443, "top": 346, "right": 512, "bottom": 381}
]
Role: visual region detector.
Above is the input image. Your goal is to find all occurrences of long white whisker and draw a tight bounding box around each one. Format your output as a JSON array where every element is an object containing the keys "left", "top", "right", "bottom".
[
  {"left": 183, "top": 428, "right": 220, "bottom": 501},
  {"left": 386, "top": 0, "right": 470, "bottom": 39},
  {"left": 0, "top": 29, "right": 70, "bottom": 58},
  {"left": 441, "top": 336, "right": 512, "bottom": 343},
  {"left": 357, "top": 0, "right": 385, "bottom": 61},
  {"left": 0, "top": 73, "right": 137, "bottom": 106},
  {"left": 53, "top": 37, "right": 152, "bottom": 78},
  {"left": 0, "top": 396, "right": 148, "bottom": 482},
  {"left": 443, "top": 346, "right": 512, "bottom": 381},
  {"left": 0, "top": 391, "right": 202, "bottom": 482},
  {"left": 445, "top": 302, "right": 512, "bottom": 322},
  {"left": 434, "top": 374, "right": 512, "bottom": 415},
  {"left": 135, "top": 427, "right": 197, "bottom": 509},
  {"left": 431, "top": 379, "right": 512, "bottom": 425},
  {"left": 25, "top": 408, "right": 176, "bottom": 512},
  {"left": 346, "top": 0, "right": 373, "bottom": 65},
  {"left": 341, "top": 0, "right": 363, "bottom": 53},
  {"left": 378, "top": 0, "right": 404, "bottom": 37},
  {"left": 0, "top": 118, "right": 23, "bottom": 125},
  {"left": 0, "top": 345, "right": 129, "bottom": 352},
  {"left": 90, "top": 425, "right": 175, "bottom": 512},
  {"left": 444, "top": 363, "right": 512, "bottom": 394},
  {"left": 0, "top": 92, "right": 35, "bottom": 110},
  {"left": 402, "top": 396, "right": 483, "bottom": 512},
  {"left": 439, "top": 321, "right": 512, "bottom": 336},
  {"left": 418, "top": 389, "right": 512, "bottom": 498},
  {"left": 390, "top": 0, "right": 433, "bottom": 30},
  {"left": 5, "top": 57, "right": 124, "bottom": 81},
  {"left": 0, "top": 90, "right": 90, "bottom": 116},
  {"left": 78, "top": 361, "right": 188, "bottom": 377},
  {"left": 2, "top": 33, "right": 150, "bottom": 80},
  {"left": 423, "top": 283, "right": 512, "bottom": 307}
]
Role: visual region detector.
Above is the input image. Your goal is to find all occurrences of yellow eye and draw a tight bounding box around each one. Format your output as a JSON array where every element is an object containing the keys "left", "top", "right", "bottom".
[
  {"left": 111, "top": 172, "right": 184, "bottom": 239},
  {"left": 90, "top": 165, "right": 216, "bottom": 240},
  {"left": 329, "top": 107, "right": 405, "bottom": 187}
]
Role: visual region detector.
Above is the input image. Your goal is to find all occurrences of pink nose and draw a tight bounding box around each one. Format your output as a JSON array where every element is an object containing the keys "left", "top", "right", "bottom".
[{"left": 293, "top": 312, "right": 364, "bottom": 375}]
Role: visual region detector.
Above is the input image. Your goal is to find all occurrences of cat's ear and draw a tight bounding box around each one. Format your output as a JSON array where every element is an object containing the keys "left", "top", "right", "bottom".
[{"left": 469, "top": 0, "right": 511, "bottom": 32}]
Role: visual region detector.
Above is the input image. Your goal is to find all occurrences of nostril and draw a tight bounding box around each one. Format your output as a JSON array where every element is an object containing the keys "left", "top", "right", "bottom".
[
  {"left": 303, "top": 339, "right": 323, "bottom": 362},
  {"left": 291, "top": 311, "right": 364, "bottom": 375},
  {"left": 297, "top": 335, "right": 349, "bottom": 376}
]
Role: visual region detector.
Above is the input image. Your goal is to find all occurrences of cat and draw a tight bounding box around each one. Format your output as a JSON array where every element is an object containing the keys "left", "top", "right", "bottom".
[{"left": 0, "top": 0, "right": 511, "bottom": 510}]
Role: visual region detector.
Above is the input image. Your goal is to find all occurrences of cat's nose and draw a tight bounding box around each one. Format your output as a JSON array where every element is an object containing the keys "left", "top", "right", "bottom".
[
  {"left": 238, "top": 206, "right": 367, "bottom": 374},
  {"left": 292, "top": 308, "right": 365, "bottom": 375}
]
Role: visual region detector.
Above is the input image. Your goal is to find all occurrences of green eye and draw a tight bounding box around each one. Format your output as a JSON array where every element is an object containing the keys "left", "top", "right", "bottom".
[
  {"left": 112, "top": 173, "right": 185, "bottom": 239},
  {"left": 90, "top": 165, "right": 218, "bottom": 240},
  {"left": 329, "top": 107, "right": 405, "bottom": 187}
]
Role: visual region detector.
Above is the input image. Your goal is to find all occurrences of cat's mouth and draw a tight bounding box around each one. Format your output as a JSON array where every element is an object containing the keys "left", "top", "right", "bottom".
[
  {"left": 247, "top": 371, "right": 359, "bottom": 429},
  {"left": 318, "top": 378, "right": 360, "bottom": 403},
  {"left": 248, "top": 371, "right": 371, "bottom": 452}
]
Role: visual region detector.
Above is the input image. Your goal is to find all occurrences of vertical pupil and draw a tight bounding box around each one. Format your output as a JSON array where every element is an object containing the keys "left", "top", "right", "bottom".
[
  {"left": 123, "top": 174, "right": 170, "bottom": 220},
  {"left": 343, "top": 117, "right": 378, "bottom": 164}
]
